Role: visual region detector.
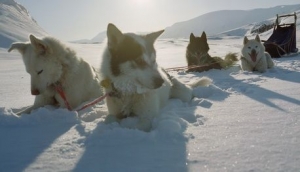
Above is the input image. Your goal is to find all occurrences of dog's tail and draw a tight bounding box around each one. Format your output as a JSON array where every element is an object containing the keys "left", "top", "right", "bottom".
[
  {"left": 188, "top": 77, "right": 212, "bottom": 88},
  {"left": 170, "top": 77, "right": 212, "bottom": 102},
  {"left": 213, "top": 53, "right": 239, "bottom": 68}
]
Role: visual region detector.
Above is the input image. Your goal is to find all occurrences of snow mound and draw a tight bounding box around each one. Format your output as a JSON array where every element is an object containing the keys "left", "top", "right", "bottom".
[{"left": 0, "top": 0, "right": 47, "bottom": 48}]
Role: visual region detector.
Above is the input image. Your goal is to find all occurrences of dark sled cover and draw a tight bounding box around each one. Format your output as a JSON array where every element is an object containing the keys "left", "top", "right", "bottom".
[{"left": 263, "top": 13, "right": 298, "bottom": 58}]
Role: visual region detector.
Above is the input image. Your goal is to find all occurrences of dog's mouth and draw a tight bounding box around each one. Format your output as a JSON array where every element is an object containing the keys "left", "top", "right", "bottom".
[{"left": 248, "top": 50, "right": 258, "bottom": 62}]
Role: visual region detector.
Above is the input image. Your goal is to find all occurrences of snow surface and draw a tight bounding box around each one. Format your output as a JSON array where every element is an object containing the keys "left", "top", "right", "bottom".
[
  {"left": 1, "top": 2, "right": 300, "bottom": 172},
  {"left": 1, "top": 33, "right": 300, "bottom": 172}
]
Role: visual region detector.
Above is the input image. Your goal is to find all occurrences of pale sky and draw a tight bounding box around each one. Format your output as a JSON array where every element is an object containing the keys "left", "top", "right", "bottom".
[{"left": 16, "top": 0, "right": 300, "bottom": 41}]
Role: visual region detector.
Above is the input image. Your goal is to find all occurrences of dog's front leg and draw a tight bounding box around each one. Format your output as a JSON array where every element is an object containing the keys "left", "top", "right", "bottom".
[
  {"left": 265, "top": 52, "right": 274, "bottom": 69},
  {"left": 134, "top": 94, "right": 160, "bottom": 132},
  {"left": 255, "top": 58, "right": 268, "bottom": 73},
  {"left": 15, "top": 106, "right": 34, "bottom": 116},
  {"left": 241, "top": 58, "right": 253, "bottom": 71},
  {"left": 16, "top": 94, "right": 55, "bottom": 115},
  {"left": 15, "top": 103, "right": 43, "bottom": 116}
]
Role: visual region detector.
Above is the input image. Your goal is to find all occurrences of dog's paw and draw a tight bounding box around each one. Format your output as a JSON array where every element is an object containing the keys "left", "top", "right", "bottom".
[{"left": 104, "top": 115, "right": 119, "bottom": 124}]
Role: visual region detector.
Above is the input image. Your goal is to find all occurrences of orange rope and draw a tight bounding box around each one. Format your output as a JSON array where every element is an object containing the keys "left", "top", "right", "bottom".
[{"left": 164, "top": 62, "right": 220, "bottom": 72}]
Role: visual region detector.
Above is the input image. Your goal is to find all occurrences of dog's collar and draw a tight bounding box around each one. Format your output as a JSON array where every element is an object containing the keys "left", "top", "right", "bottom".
[{"left": 101, "top": 79, "right": 121, "bottom": 98}]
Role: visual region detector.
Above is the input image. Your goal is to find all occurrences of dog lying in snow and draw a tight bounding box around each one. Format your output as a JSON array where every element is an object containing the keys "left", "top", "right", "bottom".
[
  {"left": 8, "top": 35, "right": 103, "bottom": 115},
  {"left": 241, "top": 35, "right": 274, "bottom": 72},
  {"left": 186, "top": 32, "right": 238, "bottom": 72},
  {"left": 99, "top": 23, "right": 211, "bottom": 131}
]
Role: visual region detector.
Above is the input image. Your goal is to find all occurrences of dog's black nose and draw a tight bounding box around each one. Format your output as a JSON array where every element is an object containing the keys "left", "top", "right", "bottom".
[{"left": 153, "top": 77, "right": 164, "bottom": 88}]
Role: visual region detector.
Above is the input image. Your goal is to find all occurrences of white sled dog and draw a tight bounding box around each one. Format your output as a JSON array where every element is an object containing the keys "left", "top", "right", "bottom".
[
  {"left": 99, "top": 23, "right": 211, "bottom": 131},
  {"left": 241, "top": 35, "right": 274, "bottom": 72},
  {"left": 8, "top": 35, "right": 103, "bottom": 115}
]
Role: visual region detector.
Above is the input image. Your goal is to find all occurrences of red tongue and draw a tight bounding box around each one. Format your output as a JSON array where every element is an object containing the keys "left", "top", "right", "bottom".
[{"left": 249, "top": 51, "right": 258, "bottom": 62}]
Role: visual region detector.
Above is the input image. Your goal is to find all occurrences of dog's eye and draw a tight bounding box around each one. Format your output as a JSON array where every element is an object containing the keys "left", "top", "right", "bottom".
[
  {"left": 248, "top": 47, "right": 251, "bottom": 49},
  {"left": 255, "top": 46, "right": 258, "bottom": 48},
  {"left": 37, "top": 70, "right": 43, "bottom": 75}
]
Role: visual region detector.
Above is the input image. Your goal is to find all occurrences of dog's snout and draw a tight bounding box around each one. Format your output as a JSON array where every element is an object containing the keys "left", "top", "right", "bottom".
[
  {"left": 153, "top": 77, "right": 164, "bottom": 89},
  {"left": 251, "top": 49, "right": 256, "bottom": 54},
  {"left": 31, "top": 89, "right": 40, "bottom": 95}
]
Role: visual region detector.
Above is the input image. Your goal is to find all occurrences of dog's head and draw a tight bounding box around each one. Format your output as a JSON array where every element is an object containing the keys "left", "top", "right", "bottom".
[
  {"left": 187, "top": 32, "right": 210, "bottom": 57},
  {"left": 242, "top": 35, "right": 265, "bottom": 63},
  {"left": 8, "top": 35, "right": 64, "bottom": 95},
  {"left": 102, "top": 23, "right": 165, "bottom": 94}
]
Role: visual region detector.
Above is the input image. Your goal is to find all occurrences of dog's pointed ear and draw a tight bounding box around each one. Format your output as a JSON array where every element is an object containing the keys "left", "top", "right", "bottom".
[
  {"left": 243, "top": 36, "right": 249, "bottom": 45},
  {"left": 146, "top": 30, "right": 164, "bottom": 44},
  {"left": 255, "top": 34, "right": 261, "bottom": 42},
  {"left": 107, "top": 23, "right": 123, "bottom": 48},
  {"left": 201, "top": 31, "right": 207, "bottom": 41},
  {"left": 190, "top": 33, "right": 196, "bottom": 42},
  {"left": 29, "top": 34, "right": 51, "bottom": 55},
  {"left": 8, "top": 43, "right": 27, "bottom": 54}
]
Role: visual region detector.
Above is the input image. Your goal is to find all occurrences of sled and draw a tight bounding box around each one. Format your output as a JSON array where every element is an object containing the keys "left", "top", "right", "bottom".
[{"left": 262, "top": 12, "right": 298, "bottom": 58}]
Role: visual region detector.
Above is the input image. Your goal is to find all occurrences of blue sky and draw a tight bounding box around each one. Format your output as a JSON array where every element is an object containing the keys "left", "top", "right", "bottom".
[{"left": 16, "top": 0, "right": 300, "bottom": 41}]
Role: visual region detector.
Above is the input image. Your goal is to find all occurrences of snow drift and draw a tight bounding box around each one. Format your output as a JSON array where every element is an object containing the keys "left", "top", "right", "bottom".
[
  {"left": 0, "top": 2, "right": 300, "bottom": 172},
  {"left": 0, "top": 0, "right": 47, "bottom": 48}
]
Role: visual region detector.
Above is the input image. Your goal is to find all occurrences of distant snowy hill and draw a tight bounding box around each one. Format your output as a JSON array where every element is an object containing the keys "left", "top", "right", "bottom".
[
  {"left": 90, "top": 31, "right": 106, "bottom": 43},
  {"left": 0, "top": 0, "right": 47, "bottom": 48},
  {"left": 71, "top": 31, "right": 106, "bottom": 44},
  {"left": 216, "top": 10, "right": 300, "bottom": 39},
  {"left": 161, "top": 4, "right": 300, "bottom": 38},
  {"left": 80, "top": 4, "right": 300, "bottom": 43}
]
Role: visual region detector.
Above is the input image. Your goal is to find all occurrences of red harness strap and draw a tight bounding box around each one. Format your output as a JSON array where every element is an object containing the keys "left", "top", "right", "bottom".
[
  {"left": 165, "top": 62, "right": 220, "bottom": 72},
  {"left": 54, "top": 83, "right": 109, "bottom": 112},
  {"left": 54, "top": 84, "right": 72, "bottom": 111},
  {"left": 75, "top": 93, "right": 109, "bottom": 111}
]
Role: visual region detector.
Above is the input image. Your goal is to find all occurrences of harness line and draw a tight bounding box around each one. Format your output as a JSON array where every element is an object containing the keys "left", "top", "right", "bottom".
[
  {"left": 164, "top": 62, "right": 220, "bottom": 72},
  {"left": 54, "top": 83, "right": 109, "bottom": 112},
  {"left": 54, "top": 62, "right": 221, "bottom": 111},
  {"left": 75, "top": 93, "right": 109, "bottom": 112},
  {"left": 54, "top": 84, "right": 72, "bottom": 111}
]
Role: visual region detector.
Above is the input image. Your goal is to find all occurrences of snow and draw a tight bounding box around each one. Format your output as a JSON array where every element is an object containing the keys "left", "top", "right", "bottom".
[
  {"left": 1, "top": 35, "right": 300, "bottom": 172},
  {"left": 0, "top": 0, "right": 47, "bottom": 48},
  {"left": 1, "top": 1, "right": 300, "bottom": 172}
]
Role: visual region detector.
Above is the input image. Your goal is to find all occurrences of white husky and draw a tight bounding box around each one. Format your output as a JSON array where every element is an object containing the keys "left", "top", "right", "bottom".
[
  {"left": 241, "top": 35, "right": 274, "bottom": 72},
  {"left": 8, "top": 35, "right": 103, "bottom": 115},
  {"left": 99, "top": 23, "right": 211, "bottom": 131}
]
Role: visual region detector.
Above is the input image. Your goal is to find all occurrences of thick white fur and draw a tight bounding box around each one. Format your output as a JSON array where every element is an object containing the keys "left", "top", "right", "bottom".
[
  {"left": 241, "top": 35, "right": 274, "bottom": 72},
  {"left": 8, "top": 35, "right": 102, "bottom": 115},
  {"left": 100, "top": 24, "right": 211, "bottom": 131}
]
